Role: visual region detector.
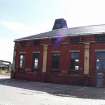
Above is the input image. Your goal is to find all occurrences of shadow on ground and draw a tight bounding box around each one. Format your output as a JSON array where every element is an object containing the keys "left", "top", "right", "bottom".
[{"left": 0, "top": 77, "right": 105, "bottom": 100}]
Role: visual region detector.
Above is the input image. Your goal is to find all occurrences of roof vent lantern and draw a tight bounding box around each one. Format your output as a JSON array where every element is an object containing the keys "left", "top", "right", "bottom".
[{"left": 52, "top": 18, "right": 68, "bottom": 30}]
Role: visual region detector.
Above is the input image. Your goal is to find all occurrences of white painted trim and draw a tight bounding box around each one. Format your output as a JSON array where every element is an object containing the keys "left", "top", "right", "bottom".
[
  {"left": 42, "top": 45, "right": 48, "bottom": 72},
  {"left": 84, "top": 44, "right": 90, "bottom": 75},
  {"left": 32, "top": 51, "right": 40, "bottom": 53},
  {"left": 70, "top": 50, "right": 80, "bottom": 52},
  {"left": 51, "top": 51, "right": 61, "bottom": 53},
  {"left": 95, "top": 49, "right": 105, "bottom": 52},
  {"left": 19, "top": 51, "right": 26, "bottom": 54}
]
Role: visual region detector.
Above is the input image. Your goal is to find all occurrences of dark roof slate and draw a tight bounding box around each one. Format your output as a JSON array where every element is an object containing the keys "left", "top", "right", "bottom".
[{"left": 15, "top": 24, "right": 105, "bottom": 42}]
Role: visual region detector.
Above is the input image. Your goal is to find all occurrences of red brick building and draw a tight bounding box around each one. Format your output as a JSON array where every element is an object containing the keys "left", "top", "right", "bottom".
[{"left": 11, "top": 19, "right": 105, "bottom": 87}]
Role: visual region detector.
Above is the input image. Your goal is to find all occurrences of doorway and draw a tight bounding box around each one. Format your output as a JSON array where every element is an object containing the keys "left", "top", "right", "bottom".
[{"left": 96, "top": 51, "right": 105, "bottom": 87}]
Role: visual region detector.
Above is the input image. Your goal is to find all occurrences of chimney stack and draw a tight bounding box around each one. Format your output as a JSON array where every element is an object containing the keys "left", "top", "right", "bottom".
[{"left": 52, "top": 18, "right": 68, "bottom": 30}]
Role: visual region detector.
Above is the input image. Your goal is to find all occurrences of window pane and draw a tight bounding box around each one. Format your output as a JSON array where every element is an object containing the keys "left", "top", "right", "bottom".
[
  {"left": 71, "top": 52, "right": 80, "bottom": 59},
  {"left": 19, "top": 54, "right": 25, "bottom": 68},
  {"left": 20, "top": 55, "right": 23, "bottom": 59},
  {"left": 96, "top": 51, "right": 105, "bottom": 71},
  {"left": 34, "top": 58, "right": 39, "bottom": 69},
  {"left": 75, "top": 66, "right": 79, "bottom": 70},
  {"left": 96, "top": 34, "right": 105, "bottom": 43},
  {"left": 35, "top": 58, "right": 38, "bottom": 63},
  {"left": 34, "top": 62, "right": 38, "bottom": 69},
  {"left": 32, "top": 53, "right": 40, "bottom": 70}
]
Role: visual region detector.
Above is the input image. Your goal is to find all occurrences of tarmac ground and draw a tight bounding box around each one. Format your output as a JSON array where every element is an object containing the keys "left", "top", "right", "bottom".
[{"left": 0, "top": 75, "right": 105, "bottom": 105}]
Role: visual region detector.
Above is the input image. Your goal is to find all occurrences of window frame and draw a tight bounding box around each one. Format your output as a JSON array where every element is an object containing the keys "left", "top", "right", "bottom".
[
  {"left": 32, "top": 52, "right": 40, "bottom": 71},
  {"left": 51, "top": 52, "right": 60, "bottom": 71},
  {"left": 19, "top": 54, "right": 25, "bottom": 69},
  {"left": 70, "top": 51, "right": 80, "bottom": 73}
]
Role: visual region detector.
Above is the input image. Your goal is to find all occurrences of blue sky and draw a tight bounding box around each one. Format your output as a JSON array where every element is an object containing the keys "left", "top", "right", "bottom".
[{"left": 1, "top": 0, "right": 105, "bottom": 61}]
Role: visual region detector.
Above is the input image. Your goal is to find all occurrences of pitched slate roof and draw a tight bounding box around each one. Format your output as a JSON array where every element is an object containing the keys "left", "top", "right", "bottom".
[{"left": 15, "top": 24, "right": 105, "bottom": 42}]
